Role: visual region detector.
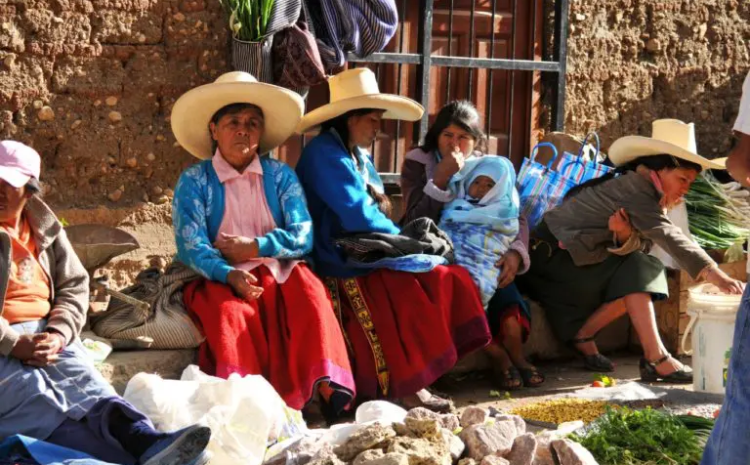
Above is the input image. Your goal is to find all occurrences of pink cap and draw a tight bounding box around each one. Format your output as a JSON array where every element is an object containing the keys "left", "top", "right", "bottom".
[{"left": 0, "top": 141, "right": 41, "bottom": 188}]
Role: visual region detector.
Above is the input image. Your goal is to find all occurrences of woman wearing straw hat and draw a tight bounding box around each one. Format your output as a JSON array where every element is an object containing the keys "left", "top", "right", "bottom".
[
  {"left": 170, "top": 71, "right": 355, "bottom": 418},
  {"left": 518, "top": 119, "right": 744, "bottom": 383},
  {"left": 295, "top": 69, "right": 492, "bottom": 408},
  {"left": 0, "top": 141, "right": 211, "bottom": 465}
]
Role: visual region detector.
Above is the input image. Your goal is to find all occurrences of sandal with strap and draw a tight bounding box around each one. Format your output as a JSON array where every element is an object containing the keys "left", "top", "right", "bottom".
[
  {"left": 492, "top": 366, "right": 523, "bottom": 391},
  {"left": 570, "top": 336, "right": 616, "bottom": 373},
  {"left": 518, "top": 367, "right": 545, "bottom": 388},
  {"left": 640, "top": 355, "right": 693, "bottom": 384}
]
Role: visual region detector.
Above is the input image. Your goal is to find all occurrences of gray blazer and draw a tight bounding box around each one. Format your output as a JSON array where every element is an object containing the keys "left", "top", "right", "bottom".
[
  {"left": 0, "top": 196, "right": 89, "bottom": 356},
  {"left": 544, "top": 171, "right": 714, "bottom": 279}
]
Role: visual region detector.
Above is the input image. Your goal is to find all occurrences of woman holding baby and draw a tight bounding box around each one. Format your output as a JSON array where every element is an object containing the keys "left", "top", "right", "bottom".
[{"left": 400, "top": 100, "right": 543, "bottom": 390}]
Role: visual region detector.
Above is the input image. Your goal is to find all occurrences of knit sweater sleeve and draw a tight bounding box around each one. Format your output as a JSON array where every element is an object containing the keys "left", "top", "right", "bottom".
[
  {"left": 304, "top": 140, "right": 400, "bottom": 235},
  {"left": 172, "top": 165, "right": 233, "bottom": 284},
  {"left": 255, "top": 162, "right": 314, "bottom": 258}
]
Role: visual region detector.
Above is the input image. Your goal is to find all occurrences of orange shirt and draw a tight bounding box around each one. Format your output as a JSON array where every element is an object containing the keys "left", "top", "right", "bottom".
[{"left": 2, "top": 216, "right": 51, "bottom": 324}]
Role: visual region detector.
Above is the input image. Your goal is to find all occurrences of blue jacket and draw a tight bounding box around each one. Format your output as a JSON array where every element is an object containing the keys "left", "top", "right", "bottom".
[
  {"left": 172, "top": 156, "right": 313, "bottom": 283},
  {"left": 296, "top": 130, "right": 403, "bottom": 277}
]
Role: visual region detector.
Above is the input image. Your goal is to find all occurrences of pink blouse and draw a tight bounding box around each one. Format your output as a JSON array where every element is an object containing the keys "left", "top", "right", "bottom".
[{"left": 213, "top": 150, "right": 301, "bottom": 283}]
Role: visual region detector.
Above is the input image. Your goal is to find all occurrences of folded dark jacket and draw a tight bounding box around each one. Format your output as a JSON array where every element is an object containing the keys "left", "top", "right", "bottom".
[{"left": 335, "top": 217, "right": 454, "bottom": 264}]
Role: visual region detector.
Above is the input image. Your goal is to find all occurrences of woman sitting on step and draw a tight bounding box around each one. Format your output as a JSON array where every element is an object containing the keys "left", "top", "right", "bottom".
[
  {"left": 399, "top": 100, "right": 542, "bottom": 391},
  {"left": 518, "top": 119, "right": 744, "bottom": 383},
  {"left": 170, "top": 72, "right": 355, "bottom": 419},
  {"left": 295, "top": 69, "right": 492, "bottom": 410},
  {"left": 0, "top": 140, "right": 211, "bottom": 465}
]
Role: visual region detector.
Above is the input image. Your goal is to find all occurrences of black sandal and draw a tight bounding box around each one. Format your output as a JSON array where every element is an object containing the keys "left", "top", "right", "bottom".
[
  {"left": 640, "top": 355, "right": 693, "bottom": 384},
  {"left": 519, "top": 367, "right": 545, "bottom": 388},
  {"left": 492, "top": 366, "right": 523, "bottom": 390},
  {"left": 570, "top": 336, "right": 616, "bottom": 373}
]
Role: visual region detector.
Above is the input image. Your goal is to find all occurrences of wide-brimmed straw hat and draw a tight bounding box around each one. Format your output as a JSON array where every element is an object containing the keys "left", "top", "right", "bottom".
[
  {"left": 609, "top": 119, "right": 725, "bottom": 170},
  {"left": 296, "top": 68, "right": 424, "bottom": 134},
  {"left": 171, "top": 71, "right": 304, "bottom": 160}
]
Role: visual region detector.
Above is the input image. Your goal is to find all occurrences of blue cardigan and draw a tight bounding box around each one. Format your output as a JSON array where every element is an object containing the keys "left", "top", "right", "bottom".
[
  {"left": 172, "top": 156, "right": 313, "bottom": 284},
  {"left": 296, "top": 131, "right": 405, "bottom": 277}
]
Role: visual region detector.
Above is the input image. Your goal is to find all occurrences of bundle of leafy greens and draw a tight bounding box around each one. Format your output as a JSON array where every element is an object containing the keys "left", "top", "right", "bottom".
[
  {"left": 572, "top": 408, "right": 708, "bottom": 465},
  {"left": 219, "top": 0, "right": 276, "bottom": 42},
  {"left": 685, "top": 173, "right": 750, "bottom": 251}
]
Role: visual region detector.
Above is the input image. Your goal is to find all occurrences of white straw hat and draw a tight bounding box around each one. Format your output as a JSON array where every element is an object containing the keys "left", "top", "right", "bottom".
[
  {"left": 609, "top": 119, "right": 725, "bottom": 170},
  {"left": 171, "top": 71, "right": 304, "bottom": 159},
  {"left": 296, "top": 68, "right": 424, "bottom": 134}
]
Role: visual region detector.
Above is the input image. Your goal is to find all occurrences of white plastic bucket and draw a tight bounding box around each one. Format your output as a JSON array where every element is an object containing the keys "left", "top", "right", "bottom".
[{"left": 681, "top": 284, "right": 742, "bottom": 395}]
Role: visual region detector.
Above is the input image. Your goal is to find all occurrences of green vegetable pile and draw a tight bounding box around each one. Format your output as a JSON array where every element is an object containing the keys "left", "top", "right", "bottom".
[
  {"left": 572, "top": 407, "right": 714, "bottom": 465},
  {"left": 686, "top": 174, "right": 750, "bottom": 250}
]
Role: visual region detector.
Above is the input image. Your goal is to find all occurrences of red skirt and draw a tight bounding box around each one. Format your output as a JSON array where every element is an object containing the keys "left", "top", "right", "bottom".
[
  {"left": 184, "top": 264, "right": 355, "bottom": 410},
  {"left": 326, "top": 265, "right": 491, "bottom": 400}
]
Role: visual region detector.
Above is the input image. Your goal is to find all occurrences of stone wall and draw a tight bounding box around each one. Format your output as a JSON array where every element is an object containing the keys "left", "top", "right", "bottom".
[
  {"left": 0, "top": 0, "right": 231, "bottom": 208},
  {"left": 564, "top": 0, "right": 750, "bottom": 154}
]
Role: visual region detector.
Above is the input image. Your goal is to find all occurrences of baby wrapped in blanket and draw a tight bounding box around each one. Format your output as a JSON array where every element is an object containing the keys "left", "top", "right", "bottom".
[{"left": 438, "top": 156, "right": 520, "bottom": 307}]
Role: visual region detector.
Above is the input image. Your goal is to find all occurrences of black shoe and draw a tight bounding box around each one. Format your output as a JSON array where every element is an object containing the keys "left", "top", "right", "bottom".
[
  {"left": 570, "top": 336, "right": 616, "bottom": 372},
  {"left": 640, "top": 355, "right": 693, "bottom": 384}
]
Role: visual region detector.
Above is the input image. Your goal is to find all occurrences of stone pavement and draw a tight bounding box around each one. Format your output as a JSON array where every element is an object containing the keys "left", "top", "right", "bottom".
[{"left": 96, "top": 349, "right": 196, "bottom": 394}]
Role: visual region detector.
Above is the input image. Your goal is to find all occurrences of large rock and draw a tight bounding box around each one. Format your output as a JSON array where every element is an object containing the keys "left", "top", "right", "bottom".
[
  {"left": 441, "top": 414, "right": 461, "bottom": 432},
  {"left": 461, "top": 407, "right": 489, "bottom": 428},
  {"left": 354, "top": 449, "right": 386, "bottom": 465},
  {"left": 550, "top": 440, "right": 599, "bottom": 465},
  {"left": 531, "top": 433, "right": 555, "bottom": 465},
  {"left": 405, "top": 417, "right": 442, "bottom": 438},
  {"left": 406, "top": 408, "right": 460, "bottom": 432},
  {"left": 507, "top": 434, "right": 537, "bottom": 465},
  {"left": 387, "top": 436, "right": 451, "bottom": 465},
  {"left": 439, "top": 429, "right": 465, "bottom": 460},
  {"left": 264, "top": 438, "right": 331, "bottom": 465},
  {"left": 494, "top": 415, "right": 526, "bottom": 436},
  {"left": 480, "top": 456, "right": 510, "bottom": 465},
  {"left": 458, "top": 459, "right": 477, "bottom": 465},
  {"left": 459, "top": 421, "right": 517, "bottom": 460},
  {"left": 308, "top": 447, "right": 346, "bottom": 465},
  {"left": 336, "top": 424, "right": 398, "bottom": 462},
  {"left": 361, "top": 453, "right": 411, "bottom": 465}
]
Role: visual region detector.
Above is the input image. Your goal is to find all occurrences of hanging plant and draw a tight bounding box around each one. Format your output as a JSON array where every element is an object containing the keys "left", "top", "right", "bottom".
[{"left": 219, "top": 0, "right": 276, "bottom": 42}]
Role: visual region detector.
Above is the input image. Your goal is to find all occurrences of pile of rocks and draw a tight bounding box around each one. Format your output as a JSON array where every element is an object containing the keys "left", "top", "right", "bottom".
[{"left": 267, "top": 406, "right": 598, "bottom": 465}]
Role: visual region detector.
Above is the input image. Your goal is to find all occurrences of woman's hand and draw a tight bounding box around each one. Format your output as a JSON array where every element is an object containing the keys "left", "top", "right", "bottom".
[
  {"left": 608, "top": 208, "right": 633, "bottom": 244},
  {"left": 10, "top": 334, "right": 43, "bottom": 362},
  {"left": 706, "top": 267, "right": 745, "bottom": 295},
  {"left": 432, "top": 148, "right": 465, "bottom": 189},
  {"left": 26, "top": 332, "right": 65, "bottom": 367},
  {"left": 214, "top": 233, "right": 259, "bottom": 264},
  {"left": 495, "top": 250, "right": 522, "bottom": 289},
  {"left": 227, "top": 269, "right": 264, "bottom": 302}
]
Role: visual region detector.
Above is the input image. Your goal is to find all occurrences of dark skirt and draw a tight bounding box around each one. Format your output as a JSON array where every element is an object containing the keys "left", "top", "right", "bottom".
[
  {"left": 518, "top": 221, "right": 668, "bottom": 343},
  {"left": 486, "top": 283, "right": 531, "bottom": 342}
]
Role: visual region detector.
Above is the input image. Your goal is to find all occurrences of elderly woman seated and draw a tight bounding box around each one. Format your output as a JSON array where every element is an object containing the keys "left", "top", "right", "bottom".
[
  {"left": 0, "top": 141, "right": 211, "bottom": 464},
  {"left": 169, "top": 72, "right": 355, "bottom": 419}
]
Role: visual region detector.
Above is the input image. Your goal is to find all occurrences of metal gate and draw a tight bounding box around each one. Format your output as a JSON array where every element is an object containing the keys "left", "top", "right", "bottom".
[{"left": 287, "top": 0, "right": 570, "bottom": 188}]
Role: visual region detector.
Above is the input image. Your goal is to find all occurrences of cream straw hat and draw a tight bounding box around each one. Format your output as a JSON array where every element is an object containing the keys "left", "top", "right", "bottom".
[
  {"left": 171, "top": 71, "right": 304, "bottom": 159},
  {"left": 297, "top": 68, "right": 424, "bottom": 134}
]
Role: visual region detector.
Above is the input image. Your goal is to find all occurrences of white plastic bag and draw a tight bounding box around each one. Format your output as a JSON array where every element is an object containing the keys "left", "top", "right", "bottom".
[
  {"left": 124, "top": 365, "right": 305, "bottom": 465},
  {"left": 355, "top": 401, "right": 407, "bottom": 425}
]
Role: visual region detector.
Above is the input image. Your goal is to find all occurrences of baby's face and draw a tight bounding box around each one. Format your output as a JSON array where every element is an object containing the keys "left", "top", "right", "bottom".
[{"left": 468, "top": 175, "right": 496, "bottom": 200}]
